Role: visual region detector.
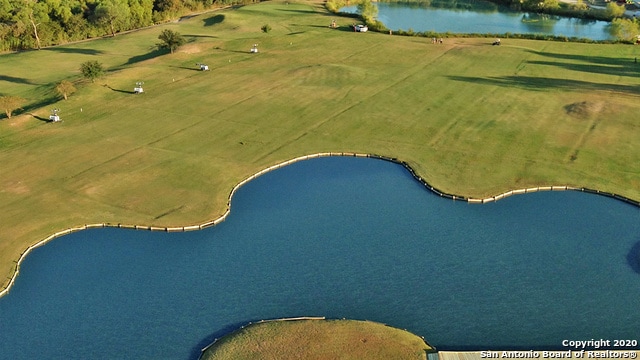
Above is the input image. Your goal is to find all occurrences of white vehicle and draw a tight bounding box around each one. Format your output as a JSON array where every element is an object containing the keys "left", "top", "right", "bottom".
[{"left": 353, "top": 24, "right": 368, "bottom": 32}]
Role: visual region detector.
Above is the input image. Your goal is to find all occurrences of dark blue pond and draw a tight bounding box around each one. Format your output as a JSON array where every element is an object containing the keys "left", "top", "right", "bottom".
[{"left": 0, "top": 157, "right": 638, "bottom": 359}]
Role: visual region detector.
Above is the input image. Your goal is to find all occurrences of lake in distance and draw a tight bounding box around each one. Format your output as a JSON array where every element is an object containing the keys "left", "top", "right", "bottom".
[
  {"left": 0, "top": 156, "right": 638, "bottom": 359},
  {"left": 341, "top": 1, "right": 614, "bottom": 40}
]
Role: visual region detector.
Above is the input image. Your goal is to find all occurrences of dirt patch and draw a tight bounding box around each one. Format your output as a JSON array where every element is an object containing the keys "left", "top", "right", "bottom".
[
  {"left": 564, "top": 100, "right": 605, "bottom": 120},
  {"left": 177, "top": 44, "right": 202, "bottom": 54},
  {"left": 3, "top": 181, "right": 30, "bottom": 195}
]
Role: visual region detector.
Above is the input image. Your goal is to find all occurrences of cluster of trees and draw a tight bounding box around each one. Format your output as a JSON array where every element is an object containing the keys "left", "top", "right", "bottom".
[
  {"left": 489, "top": 0, "right": 631, "bottom": 20},
  {"left": 492, "top": 0, "right": 640, "bottom": 41},
  {"left": 0, "top": 28, "right": 187, "bottom": 120},
  {"left": 0, "top": 0, "right": 255, "bottom": 51}
]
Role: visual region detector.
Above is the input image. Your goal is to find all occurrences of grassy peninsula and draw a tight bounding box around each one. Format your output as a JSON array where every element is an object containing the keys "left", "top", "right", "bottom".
[
  {"left": 200, "top": 319, "right": 431, "bottom": 360},
  {"left": 1, "top": 0, "right": 639, "bottom": 293}
]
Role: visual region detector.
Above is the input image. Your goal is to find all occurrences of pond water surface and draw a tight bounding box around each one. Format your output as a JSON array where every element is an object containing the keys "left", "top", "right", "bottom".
[
  {"left": 341, "top": 0, "right": 614, "bottom": 40},
  {"left": 0, "top": 157, "right": 638, "bottom": 359}
]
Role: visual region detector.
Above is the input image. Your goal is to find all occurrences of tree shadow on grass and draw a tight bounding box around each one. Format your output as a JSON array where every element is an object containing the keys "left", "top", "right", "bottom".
[
  {"left": 203, "top": 14, "right": 225, "bottom": 26},
  {"left": 21, "top": 96, "right": 59, "bottom": 114},
  {"left": 527, "top": 60, "right": 640, "bottom": 79},
  {"left": 279, "top": 8, "right": 318, "bottom": 14},
  {"left": 0, "top": 75, "right": 38, "bottom": 85},
  {"left": 170, "top": 65, "right": 204, "bottom": 71},
  {"left": 123, "top": 48, "right": 166, "bottom": 66},
  {"left": 0, "top": 95, "right": 60, "bottom": 120},
  {"left": 43, "top": 47, "right": 104, "bottom": 55},
  {"left": 627, "top": 241, "right": 640, "bottom": 275},
  {"left": 335, "top": 25, "right": 365, "bottom": 32},
  {"left": 524, "top": 50, "right": 640, "bottom": 79},
  {"left": 184, "top": 34, "right": 218, "bottom": 39},
  {"left": 28, "top": 113, "right": 53, "bottom": 123},
  {"left": 104, "top": 84, "right": 135, "bottom": 94},
  {"left": 526, "top": 50, "right": 636, "bottom": 67},
  {"left": 447, "top": 75, "right": 640, "bottom": 95},
  {"left": 214, "top": 48, "right": 256, "bottom": 54},
  {"left": 288, "top": 24, "right": 361, "bottom": 32}
]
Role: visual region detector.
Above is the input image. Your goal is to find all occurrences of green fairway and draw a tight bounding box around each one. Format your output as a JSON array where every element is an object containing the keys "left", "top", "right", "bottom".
[
  {"left": 200, "top": 319, "right": 431, "bottom": 360},
  {"left": 1, "top": 0, "right": 639, "bottom": 291}
]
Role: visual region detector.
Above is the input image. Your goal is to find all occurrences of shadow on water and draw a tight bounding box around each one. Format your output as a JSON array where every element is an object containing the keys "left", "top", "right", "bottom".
[
  {"left": 188, "top": 320, "right": 254, "bottom": 360},
  {"left": 203, "top": 14, "right": 225, "bottom": 27},
  {"left": 43, "top": 47, "right": 104, "bottom": 55},
  {"left": 627, "top": 241, "right": 640, "bottom": 274}
]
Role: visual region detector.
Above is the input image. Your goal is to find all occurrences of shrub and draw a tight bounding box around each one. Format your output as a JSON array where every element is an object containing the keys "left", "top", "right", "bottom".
[
  {"left": 80, "top": 61, "right": 104, "bottom": 83},
  {"left": 157, "top": 29, "right": 186, "bottom": 54}
]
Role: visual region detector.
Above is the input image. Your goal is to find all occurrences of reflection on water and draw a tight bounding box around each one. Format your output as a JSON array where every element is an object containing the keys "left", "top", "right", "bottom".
[
  {"left": 342, "top": 0, "right": 613, "bottom": 40},
  {"left": 380, "top": 0, "right": 501, "bottom": 13}
]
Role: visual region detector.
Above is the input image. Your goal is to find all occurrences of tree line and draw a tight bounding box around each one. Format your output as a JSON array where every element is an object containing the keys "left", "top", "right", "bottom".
[{"left": 0, "top": 0, "right": 255, "bottom": 52}]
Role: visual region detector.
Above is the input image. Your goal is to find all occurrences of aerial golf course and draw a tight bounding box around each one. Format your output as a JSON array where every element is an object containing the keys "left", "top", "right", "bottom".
[{"left": 1, "top": 0, "right": 639, "bottom": 357}]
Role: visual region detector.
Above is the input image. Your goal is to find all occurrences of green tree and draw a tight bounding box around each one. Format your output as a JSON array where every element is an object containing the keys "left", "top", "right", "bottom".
[
  {"left": 157, "top": 28, "right": 185, "bottom": 54},
  {"left": 357, "top": 0, "right": 378, "bottom": 23},
  {"left": 95, "top": 0, "right": 131, "bottom": 37},
  {"left": 571, "top": 0, "right": 589, "bottom": 11},
  {"left": 605, "top": 2, "right": 626, "bottom": 19},
  {"left": 611, "top": 18, "right": 640, "bottom": 41},
  {"left": 8, "top": 0, "right": 49, "bottom": 50},
  {"left": 55, "top": 80, "right": 76, "bottom": 100},
  {"left": 80, "top": 60, "right": 104, "bottom": 82},
  {"left": 0, "top": 95, "right": 25, "bottom": 119},
  {"left": 538, "top": 0, "right": 560, "bottom": 10},
  {"left": 152, "top": 0, "right": 181, "bottom": 22},
  {"left": 128, "top": 0, "right": 153, "bottom": 28}
]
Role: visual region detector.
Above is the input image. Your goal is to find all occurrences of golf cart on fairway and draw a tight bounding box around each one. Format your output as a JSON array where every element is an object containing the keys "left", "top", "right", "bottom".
[{"left": 353, "top": 24, "right": 368, "bottom": 32}]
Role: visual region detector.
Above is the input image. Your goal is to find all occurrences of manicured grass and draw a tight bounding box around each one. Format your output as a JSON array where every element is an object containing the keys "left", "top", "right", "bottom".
[
  {"left": 200, "top": 319, "right": 431, "bottom": 360},
  {"left": 1, "top": 0, "right": 639, "bottom": 291}
]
